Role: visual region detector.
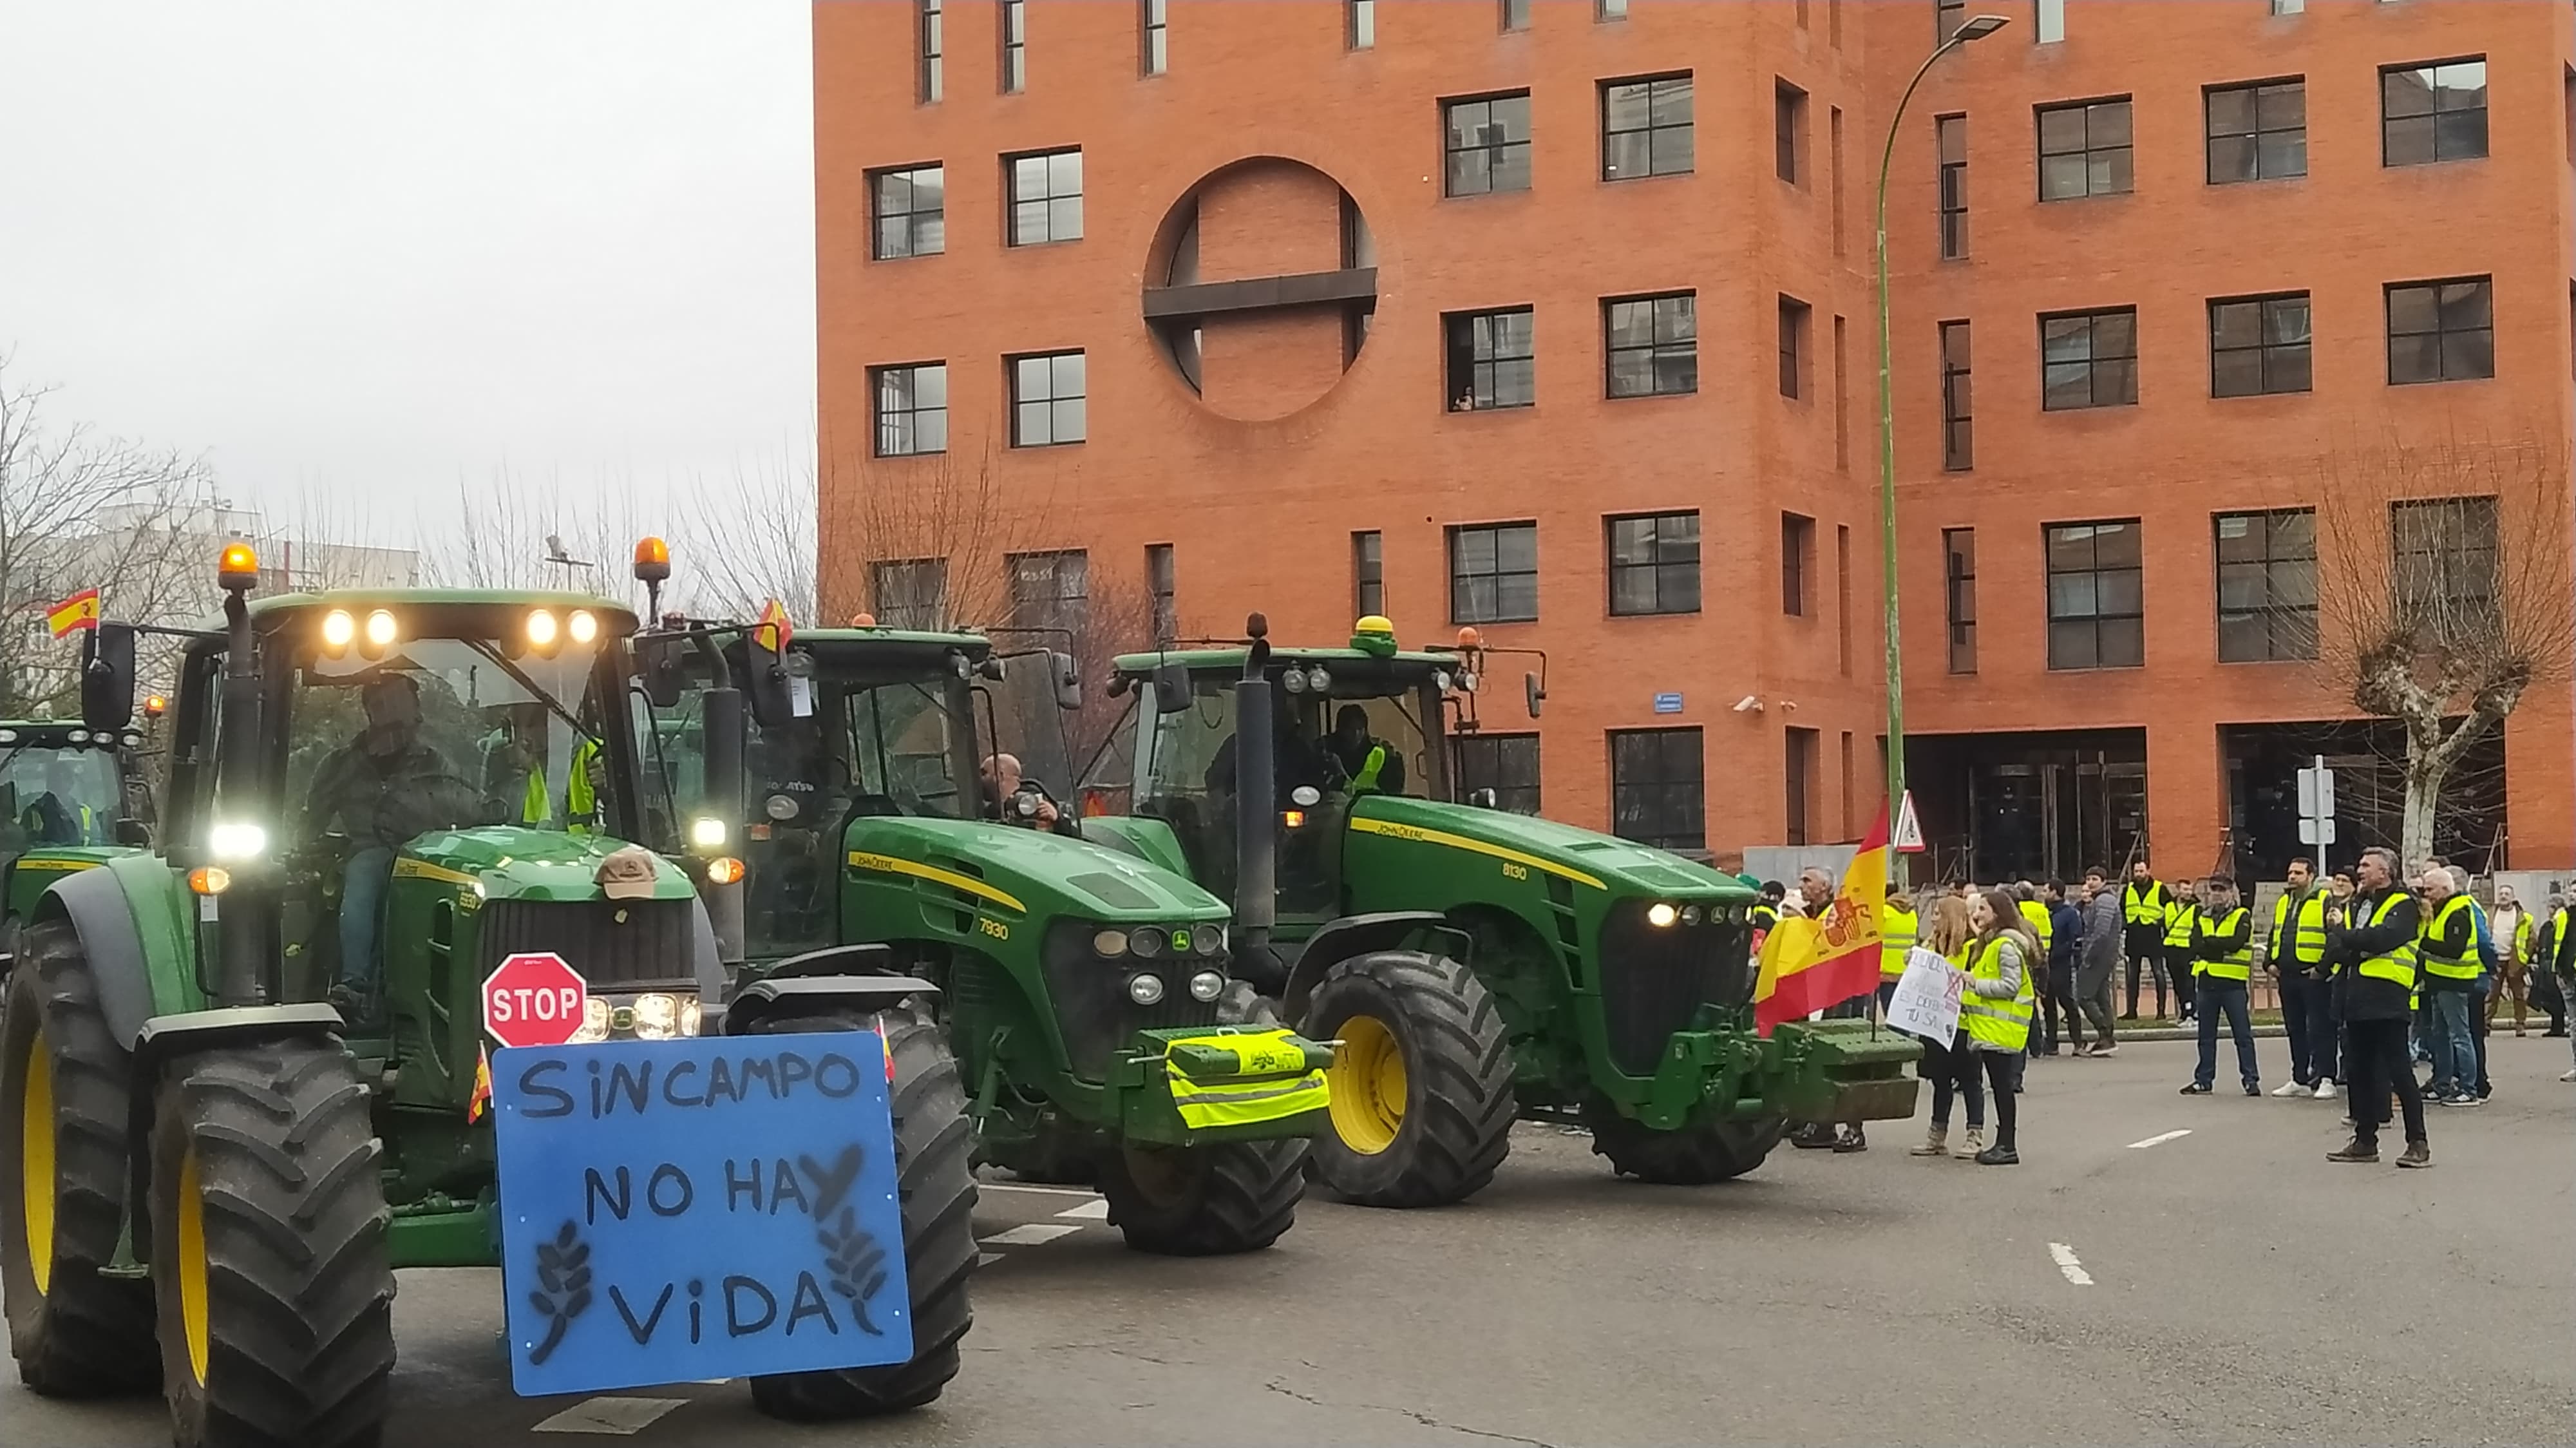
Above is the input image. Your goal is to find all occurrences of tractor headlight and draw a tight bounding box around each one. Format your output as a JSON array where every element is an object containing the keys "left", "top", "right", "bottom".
[
  {"left": 569, "top": 996, "right": 612, "bottom": 1045},
  {"left": 208, "top": 821, "right": 269, "bottom": 861},
  {"left": 321, "top": 609, "right": 356, "bottom": 652},
  {"left": 527, "top": 608, "right": 560, "bottom": 652},
  {"left": 1281, "top": 668, "right": 1308, "bottom": 694},
  {"left": 568, "top": 609, "right": 599, "bottom": 644},
  {"left": 1127, "top": 973, "right": 1166, "bottom": 1005},
  {"left": 1681, "top": 904, "right": 1703, "bottom": 926},
  {"left": 1647, "top": 901, "right": 1680, "bottom": 928},
  {"left": 631, "top": 992, "right": 681, "bottom": 1041},
  {"left": 678, "top": 998, "right": 703, "bottom": 1038},
  {"left": 1188, "top": 970, "right": 1226, "bottom": 1002},
  {"left": 1127, "top": 926, "right": 1166, "bottom": 958},
  {"left": 689, "top": 816, "right": 728, "bottom": 850},
  {"left": 362, "top": 609, "right": 398, "bottom": 653},
  {"left": 1094, "top": 928, "right": 1130, "bottom": 958},
  {"left": 68, "top": 729, "right": 90, "bottom": 744},
  {"left": 1193, "top": 924, "right": 1226, "bottom": 956},
  {"left": 1307, "top": 666, "right": 1332, "bottom": 692}
]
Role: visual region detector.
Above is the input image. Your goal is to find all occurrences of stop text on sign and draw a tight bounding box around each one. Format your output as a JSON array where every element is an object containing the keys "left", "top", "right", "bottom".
[
  {"left": 483, "top": 951, "right": 591, "bottom": 1049},
  {"left": 493, "top": 987, "right": 583, "bottom": 1025}
]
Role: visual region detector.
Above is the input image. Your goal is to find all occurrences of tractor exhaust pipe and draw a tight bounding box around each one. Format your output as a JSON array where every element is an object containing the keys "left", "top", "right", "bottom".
[{"left": 1233, "top": 614, "right": 1277, "bottom": 984}]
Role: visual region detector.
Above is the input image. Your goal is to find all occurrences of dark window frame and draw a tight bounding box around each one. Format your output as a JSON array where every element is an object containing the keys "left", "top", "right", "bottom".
[
  {"left": 1605, "top": 511, "right": 1701, "bottom": 617},
  {"left": 1442, "top": 91, "right": 1533, "bottom": 198},
  {"left": 1444, "top": 306, "right": 1537, "bottom": 412},
  {"left": 1781, "top": 512, "right": 1815, "bottom": 617},
  {"left": 1005, "top": 548, "right": 1090, "bottom": 634},
  {"left": 2390, "top": 495, "right": 2500, "bottom": 623},
  {"left": 2208, "top": 292, "right": 2313, "bottom": 397},
  {"left": 1943, "top": 526, "right": 1978, "bottom": 674},
  {"left": 1776, "top": 79, "right": 1808, "bottom": 184},
  {"left": 1455, "top": 733, "right": 1542, "bottom": 815},
  {"left": 869, "top": 163, "right": 946, "bottom": 260},
  {"left": 1937, "top": 112, "right": 1968, "bottom": 259},
  {"left": 1778, "top": 295, "right": 1810, "bottom": 400},
  {"left": 871, "top": 361, "right": 949, "bottom": 458},
  {"left": 1601, "top": 72, "right": 1696, "bottom": 180},
  {"left": 1352, "top": 530, "right": 1385, "bottom": 616},
  {"left": 1348, "top": 0, "right": 1375, "bottom": 48},
  {"left": 2040, "top": 306, "right": 2139, "bottom": 410},
  {"left": 1146, "top": 542, "right": 1177, "bottom": 645},
  {"left": 2381, "top": 57, "right": 2488, "bottom": 167},
  {"left": 871, "top": 557, "right": 949, "bottom": 631},
  {"left": 1603, "top": 291, "right": 1698, "bottom": 399},
  {"left": 1939, "top": 319, "right": 1973, "bottom": 469},
  {"left": 1141, "top": 0, "right": 1168, "bottom": 76},
  {"left": 2204, "top": 77, "right": 2307, "bottom": 183},
  {"left": 2036, "top": 96, "right": 2134, "bottom": 200},
  {"left": 1448, "top": 520, "right": 1540, "bottom": 625},
  {"left": 2213, "top": 508, "right": 2318, "bottom": 663},
  {"left": 1502, "top": 0, "right": 1531, "bottom": 30},
  {"left": 2385, "top": 276, "right": 2495, "bottom": 385},
  {"left": 1000, "top": 0, "right": 1026, "bottom": 93},
  {"left": 1005, "top": 147, "right": 1084, "bottom": 247},
  {"left": 1609, "top": 727, "right": 1706, "bottom": 853},
  {"left": 1007, "top": 350, "right": 1087, "bottom": 448},
  {"left": 2043, "top": 519, "right": 2145, "bottom": 671},
  {"left": 918, "top": 0, "right": 944, "bottom": 103},
  {"left": 1936, "top": 0, "right": 1967, "bottom": 42}
]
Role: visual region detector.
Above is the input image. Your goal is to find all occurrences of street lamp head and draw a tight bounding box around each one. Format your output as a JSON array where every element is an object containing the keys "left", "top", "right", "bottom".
[{"left": 1956, "top": 14, "right": 2010, "bottom": 39}]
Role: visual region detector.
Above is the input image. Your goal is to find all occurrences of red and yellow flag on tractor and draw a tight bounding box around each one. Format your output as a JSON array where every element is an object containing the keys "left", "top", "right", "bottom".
[
  {"left": 45, "top": 587, "right": 100, "bottom": 638},
  {"left": 754, "top": 597, "right": 794, "bottom": 654},
  {"left": 466, "top": 1044, "right": 495, "bottom": 1123},
  {"left": 1751, "top": 801, "right": 1892, "bottom": 1036}
]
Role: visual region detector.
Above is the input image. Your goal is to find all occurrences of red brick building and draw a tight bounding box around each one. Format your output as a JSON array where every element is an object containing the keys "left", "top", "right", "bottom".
[{"left": 814, "top": 0, "right": 2575, "bottom": 879}]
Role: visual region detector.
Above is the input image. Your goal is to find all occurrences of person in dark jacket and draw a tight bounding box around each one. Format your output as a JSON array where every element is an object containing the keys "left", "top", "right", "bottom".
[
  {"left": 2038, "top": 880, "right": 2084, "bottom": 1057},
  {"left": 2179, "top": 879, "right": 2260, "bottom": 1096},
  {"left": 2327, "top": 847, "right": 2430, "bottom": 1167},
  {"left": 2074, "top": 870, "right": 2124, "bottom": 1054},
  {"left": 2267, "top": 857, "right": 2336, "bottom": 1098}
]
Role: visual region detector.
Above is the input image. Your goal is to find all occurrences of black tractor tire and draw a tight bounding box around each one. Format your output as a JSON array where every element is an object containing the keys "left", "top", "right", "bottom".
[
  {"left": 994, "top": 1132, "right": 1098, "bottom": 1187},
  {"left": 744, "top": 1004, "right": 977, "bottom": 1422},
  {"left": 1299, "top": 950, "right": 1515, "bottom": 1209},
  {"left": 0, "top": 918, "right": 157, "bottom": 1396},
  {"left": 1582, "top": 1101, "right": 1784, "bottom": 1185},
  {"left": 148, "top": 1038, "right": 395, "bottom": 1448},
  {"left": 1095, "top": 979, "right": 1306, "bottom": 1255}
]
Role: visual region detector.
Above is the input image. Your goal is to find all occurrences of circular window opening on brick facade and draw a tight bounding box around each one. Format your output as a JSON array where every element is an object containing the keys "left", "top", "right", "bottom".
[{"left": 1143, "top": 158, "right": 1375, "bottom": 423}]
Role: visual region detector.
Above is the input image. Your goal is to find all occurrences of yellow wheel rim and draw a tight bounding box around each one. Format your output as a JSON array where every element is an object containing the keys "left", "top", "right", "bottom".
[
  {"left": 19, "top": 1029, "right": 54, "bottom": 1295},
  {"left": 1326, "top": 1013, "right": 1406, "bottom": 1156},
  {"left": 176, "top": 1147, "right": 211, "bottom": 1387}
]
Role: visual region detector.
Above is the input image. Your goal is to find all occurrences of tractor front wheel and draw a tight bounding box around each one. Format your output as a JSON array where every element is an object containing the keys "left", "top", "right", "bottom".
[
  {"left": 1301, "top": 951, "right": 1515, "bottom": 1208},
  {"left": 1095, "top": 1139, "right": 1304, "bottom": 1255},
  {"left": 1, "top": 919, "right": 156, "bottom": 1396},
  {"left": 743, "top": 1004, "right": 977, "bottom": 1422},
  {"left": 1582, "top": 1103, "right": 1783, "bottom": 1185},
  {"left": 149, "top": 1038, "right": 395, "bottom": 1448}
]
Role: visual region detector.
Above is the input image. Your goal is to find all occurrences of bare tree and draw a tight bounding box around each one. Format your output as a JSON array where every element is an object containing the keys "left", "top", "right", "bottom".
[
  {"left": 823, "top": 439, "right": 1054, "bottom": 633},
  {"left": 0, "top": 354, "right": 214, "bottom": 714},
  {"left": 2314, "top": 431, "right": 2573, "bottom": 866},
  {"left": 677, "top": 448, "right": 816, "bottom": 623}
]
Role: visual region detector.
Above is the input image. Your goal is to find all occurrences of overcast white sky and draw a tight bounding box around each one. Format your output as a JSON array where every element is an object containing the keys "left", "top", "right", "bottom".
[{"left": 0, "top": 1, "right": 813, "bottom": 544}]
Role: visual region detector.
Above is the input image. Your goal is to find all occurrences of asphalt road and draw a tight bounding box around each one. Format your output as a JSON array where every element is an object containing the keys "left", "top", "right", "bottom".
[{"left": 7, "top": 1035, "right": 2569, "bottom": 1447}]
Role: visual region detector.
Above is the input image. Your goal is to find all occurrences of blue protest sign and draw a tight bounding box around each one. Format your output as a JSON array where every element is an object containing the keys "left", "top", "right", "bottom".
[{"left": 490, "top": 1033, "right": 912, "bottom": 1396}]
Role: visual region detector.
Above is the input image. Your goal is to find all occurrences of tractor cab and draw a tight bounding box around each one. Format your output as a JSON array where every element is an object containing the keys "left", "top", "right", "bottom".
[{"left": 0, "top": 720, "right": 143, "bottom": 852}]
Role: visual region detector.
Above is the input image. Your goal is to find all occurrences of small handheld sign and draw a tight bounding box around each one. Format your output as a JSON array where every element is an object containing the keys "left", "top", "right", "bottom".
[
  {"left": 482, "top": 952, "right": 589, "bottom": 1050},
  {"left": 489, "top": 1033, "right": 913, "bottom": 1396}
]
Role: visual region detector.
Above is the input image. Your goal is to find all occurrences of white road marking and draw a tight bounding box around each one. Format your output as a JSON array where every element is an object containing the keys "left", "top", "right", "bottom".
[
  {"left": 1054, "top": 1198, "right": 1112, "bottom": 1220},
  {"left": 2048, "top": 1243, "right": 2094, "bottom": 1288},
  {"left": 533, "top": 1397, "right": 689, "bottom": 1434},
  {"left": 2126, "top": 1129, "right": 2192, "bottom": 1150},
  {"left": 978, "top": 1251, "right": 1005, "bottom": 1267},
  {"left": 986, "top": 1222, "right": 1082, "bottom": 1246},
  {"left": 978, "top": 1181, "right": 1098, "bottom": 1199}
]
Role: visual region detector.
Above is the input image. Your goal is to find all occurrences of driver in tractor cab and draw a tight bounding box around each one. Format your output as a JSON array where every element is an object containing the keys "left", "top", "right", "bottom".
[
  {"left": 305, "top": 674, "right": 487, "bottom": 1020},
  {"left": 980, "top": 752, "right": 1081, "bottom": 838},
  {"left": 1322, "top": 704, "right": 1405, "bottom": 797},
  {"left": 19, "top": 754, "right": 100, "bottom": 845}
]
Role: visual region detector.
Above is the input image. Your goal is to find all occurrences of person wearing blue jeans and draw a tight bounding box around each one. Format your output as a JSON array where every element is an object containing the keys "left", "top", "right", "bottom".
[
  {"left": 2180, "top": 881, "right": 2261, "bottom": 1096},
  {"left": 2415, "top": 869, "right": 2484, "bottom": 1105},
  {"left": 337, "top": 846, "right": 395, "bottom": 998}
]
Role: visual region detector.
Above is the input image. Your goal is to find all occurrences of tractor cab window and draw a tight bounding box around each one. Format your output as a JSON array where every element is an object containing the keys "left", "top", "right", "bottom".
[
  {"left": 844, "top": 681, "right": 965, "bottom": 819},
  {"left": 0, "top": 743, "right": 120, "bottom": 849}
]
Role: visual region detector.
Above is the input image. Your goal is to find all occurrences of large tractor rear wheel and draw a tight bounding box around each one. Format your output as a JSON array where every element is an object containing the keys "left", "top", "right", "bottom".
[
  {"left": 1096, "top": 1138, "right": 1303, "bottom": 1256},
  {"left": 1582, "top": 1102, "right": 1783, "bottom": 1185},
  {"left": 1, "top": 919, "right": 156, "bottom": 1396},
  {"left": 148, "top": 1038, "right": 395, "bottom": 1448},
  {"left": 744, "top": 1004, "right": 976, "bottom": 1422},
  {"left": 1300, "top": 950, "right": 1514, "bottom": 1208}
]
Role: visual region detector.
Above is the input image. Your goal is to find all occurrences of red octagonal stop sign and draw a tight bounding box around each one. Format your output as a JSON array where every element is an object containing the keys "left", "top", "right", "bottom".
[{"left": 482, "top": 952, "right": 590, "bottom": 1049}]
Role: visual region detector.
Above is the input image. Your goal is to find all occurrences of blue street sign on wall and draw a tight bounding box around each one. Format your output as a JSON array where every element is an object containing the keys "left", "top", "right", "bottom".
[
  {"left": 1653, "top": 692, "right": 1685, "bottom": 714},
  {"left": 490, "top": 1033, "right": 913, "bottom": 1396}
]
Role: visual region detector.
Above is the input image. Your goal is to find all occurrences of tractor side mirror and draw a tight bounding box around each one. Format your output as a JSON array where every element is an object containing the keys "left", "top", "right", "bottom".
[
  {"left": 741, "top": 638, "right": 796, "bottom": 726},
  {"left": 635, "top": 633, "right": 687, "bottom": 709},
  {"left": 1465, "top": 787, "right": 1499, "bottom": 810},
  {"left": 80, "top": 624, "right": 137, "bottom": 733},
  {"left": 1052, "top": 651, "right": 1083, "bottom": 712},
  {"left": 1523, "top": 671, "right": 1545, "bottom": 719},
  {"left": 1151, "top": 662, "right": 1191, "bottom": 715},
  {"left": 114, "top": 818, "right": 151, "bottom": 848}
]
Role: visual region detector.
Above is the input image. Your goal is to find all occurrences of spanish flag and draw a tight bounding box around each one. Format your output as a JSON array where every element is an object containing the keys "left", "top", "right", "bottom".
[
  {"left": 45, "top": 587, "right": 100, "bottom": 638},
  {"left": 753, "top": 597, "right": 794, "bottom": 655},
  {"left": 1752, "top": 801, "right": 1891, "bottom": 1036},
  {"left": 466, "top": 1045, "right": 494, "bottom": 1123}
]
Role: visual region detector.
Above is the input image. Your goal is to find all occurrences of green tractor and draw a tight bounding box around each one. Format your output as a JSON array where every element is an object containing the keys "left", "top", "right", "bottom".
[
  {"left": 634, "top": 605, "right": 1333, "bottom": 1257},
  {"left": 0, "top": 546, "right": 979, "bottom": 1446},
  {"left": 1083, "top": 614, "right": 1920, "bottom": 1209},
  {"left": 0, "top": 706, "right": 165, "bottom": 974}
]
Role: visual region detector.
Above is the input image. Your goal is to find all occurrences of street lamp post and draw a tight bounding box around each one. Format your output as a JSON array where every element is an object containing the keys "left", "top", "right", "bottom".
[{"left": 1877, "top": 14, "right": 2007, "bottom": 886}]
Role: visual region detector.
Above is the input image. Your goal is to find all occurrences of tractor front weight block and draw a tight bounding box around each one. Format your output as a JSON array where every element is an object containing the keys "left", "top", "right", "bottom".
[
  {"left": 1110, "top": 1025, "right": 1334, "bottom": 1149},
  {"left": 1765, "top": 1018, "right": 1925, "bottom": 1125}
]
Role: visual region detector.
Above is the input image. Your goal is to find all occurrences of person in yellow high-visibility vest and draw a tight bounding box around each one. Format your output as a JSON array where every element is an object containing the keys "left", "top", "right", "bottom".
[
  {"left": 1879, "top": 884, "right": 1920, "bottom": 1007},
  {"left": 2159, "top": 881, "right": 2201, "bottom": 1024},
  {"left": 2326, "top": 846, "right": 2430, "bottom": 1167},
  {"left": 1955, "top": 891, "right": 2036, "bottom": 1166},
  {"left": 2119, "top": 861, "right": 2172, "bottom": 1018},
  {"left": 2181, "top": 879, "right": 2261, "bottom": 1096},
  {"left": 2415, "top": 867, "right": 2485, "bottom": 1107},
  {"left": 2268, "top": 857, "right": 2336, "bottom": 1098}
]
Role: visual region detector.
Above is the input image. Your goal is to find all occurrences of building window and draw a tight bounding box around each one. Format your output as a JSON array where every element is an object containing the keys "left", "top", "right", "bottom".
[
  {"left": 2382, "top": 58, "right": 2488, "bottom": 166},
  {"left": 2036, "top": 97, "right": 2134, "bottom": 200},
  {"left": 1598, "top": 0, "right": 1629, "bottom": 18},
  {"left": 2206, "top": 79, "right": 2306, "bottom": 182},
  {"left": 1456, "top": 734, "right": 1542, "bottom": 815},
  {"left": 1604, "top": 292, "right": 1696, "bottom": 398},
  {"left": 918, "top": 0, "right": 943, "bottom": 102},
  {"left": 1943, "top": 527, "right": 1978, "bottom": 674},
  {"left": 1606, "top": 511, "right": 1701, "bottom": 616},
  {"left": 1778, "top": 296, "right": 1810, "bottom": 399},
  {"left": 1781, "top": 512, "right": 1815, "bottom": 616},
  {"left": 1936, "top": 0, "right": 1967, "bottom": 41},
  {"left": 1352, "top": 530, "right": 1384, "bottom": 616},
  {"left": 1602, "top": 73, "right": 1695, "bottom": 180},
  {"left": 1502, "top": 0, "right": 1531, "bottom": 30},
  {"left": 1443, "top": 91, "right": 1533, "bottom": 197},
  {"left": 1001, "top": 0, "right": 1025, "bottom": 92},
  {"left": 2043, "top": 520, "right": 2145, "bottom": 670},
  {"left": 2213, "top": 509, "right": 2317, "bottom": 662},
  {"left": 1444, "top": 307, "right": 1535, "bottom": 412},
  {"left": 1006, "top": 148, "right": 1083, "bottom": 246},
  {"left": 2385, "top": 276, "right": 2494, "bottom": 384},
  {"left": 2035, "top": 0, "right": 2065, "bottom": 43},
  {"left": 1008, "top": 350, "right": 1086, "bottom": 447},
  {"left": 2040, "top": 307, "right": 2139, "bottom": 410},
  {"left": 2209, "top": 292, "right": 2312, "bottom": 397},
  {"left": 1785, "top": 727, "right": 1818, "bottom": 847},
  {"left": 1141, "top": 0, "right": 1168, "bottom": 76},
  {"left": 1146, "top": 543, "right": 1177, "bottom": 645},
  {"left": 2272, "top": 0, "right": 2303, "bottom": 13},
  {"left": 871, "top": 363, "right": 947, "bottom": 457},
  {"left": 1937, "top": 113, "right": 1968, "bottom": 258},
  {"left": 1610, "top": 729, "right": 1705, "bottom": 853},
  {"left": 871, "top": 558, "right": 948, "bottom": 631},
  {"left": 1776, "top": 81, "right": 1807, "bottom": 184},
  {"left": 1939, "top": 319, "right": 1973, "bottom": 470},
  {"left": 2391, "top": 496, "right": 2499, "bottom": 622},
  {"left": 869, "top": 164, "right": 945, "bottom": 260},
  {"left": 1006, "top": 549, "right": 1090, "bottom": 634},
  {"left": 1448, "top": 522, "right": 1539, "bottom": 624},
  {"left": 1348, "top": 0, "right": 1374, "bottom": 48}
]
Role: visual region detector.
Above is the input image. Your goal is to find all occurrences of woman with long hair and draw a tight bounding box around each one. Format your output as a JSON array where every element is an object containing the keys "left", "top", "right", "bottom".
[
  {"left": 1908, "top": 895, "right": 1989, "bottom": 1160},
  {"left": 1955, "top": 890, "right": 2036, "bottom": 1165}
]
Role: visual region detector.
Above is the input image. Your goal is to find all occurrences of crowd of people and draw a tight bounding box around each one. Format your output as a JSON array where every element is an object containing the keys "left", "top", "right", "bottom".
[{"left": 1744, "top": 848, "right": 2574, "bottom": 1172}]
